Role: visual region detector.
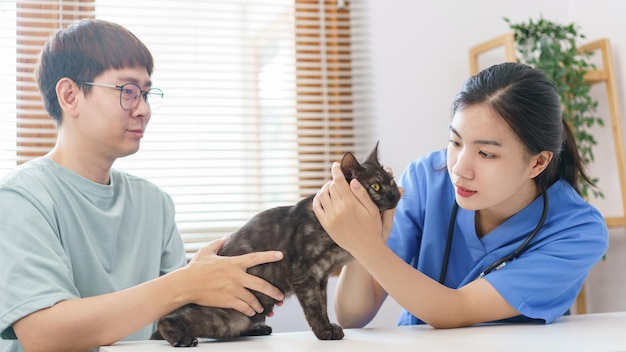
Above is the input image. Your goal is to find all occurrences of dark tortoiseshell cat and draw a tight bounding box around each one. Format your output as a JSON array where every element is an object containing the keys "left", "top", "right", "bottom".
[{"left": 153, "top": 143, "right": 401, "bottom": 347}]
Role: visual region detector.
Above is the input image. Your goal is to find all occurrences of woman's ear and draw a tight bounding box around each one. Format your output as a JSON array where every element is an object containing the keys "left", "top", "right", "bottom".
[
  {"left": 529, "top": 151, "right": 554, "bottom": 178},
  {"left": 56, "top": 78, "right": 80, "bottom": 117}
]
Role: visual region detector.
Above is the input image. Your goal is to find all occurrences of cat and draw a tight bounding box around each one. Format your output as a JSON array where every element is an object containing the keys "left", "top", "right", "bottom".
[{"left": 152, "top": 142, "right": 401, "bottom": 347}]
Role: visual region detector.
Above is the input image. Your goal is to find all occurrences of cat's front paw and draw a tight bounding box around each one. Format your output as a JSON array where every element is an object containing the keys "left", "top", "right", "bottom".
[
  {"left": 313, "top": 323, "right": 344, "bottom": 340},
  {"left": 170, "top": 335, "right": 199, "bottom": 347},
  {"left": 242, "top": 323, "right": 273, "bottom": 336}
]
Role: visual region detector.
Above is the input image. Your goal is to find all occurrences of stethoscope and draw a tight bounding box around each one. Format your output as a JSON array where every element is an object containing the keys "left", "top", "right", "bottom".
[{"left": 438, "top": 191, "right": 549, "bottom": 284}]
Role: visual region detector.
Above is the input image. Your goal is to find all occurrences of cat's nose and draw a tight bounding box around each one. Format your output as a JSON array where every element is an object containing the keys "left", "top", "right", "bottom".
[{"left": 383, "top": 192, "right": 401, "bottom": 209}]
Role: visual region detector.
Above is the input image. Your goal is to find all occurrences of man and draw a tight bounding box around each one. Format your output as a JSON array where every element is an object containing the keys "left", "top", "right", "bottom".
[{"left": 0, "top": 19, "right": 284, "bottom": 352}]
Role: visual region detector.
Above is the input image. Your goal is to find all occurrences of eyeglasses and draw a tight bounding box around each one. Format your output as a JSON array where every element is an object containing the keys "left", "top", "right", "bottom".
[{"left": 77, "top": 82, "right": 164, "bottom": 112}]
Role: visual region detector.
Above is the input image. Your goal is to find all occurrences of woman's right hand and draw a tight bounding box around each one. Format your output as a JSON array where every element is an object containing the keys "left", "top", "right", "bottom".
[{"left": 183, "top": 237, "right": 284, "bottom": 316}]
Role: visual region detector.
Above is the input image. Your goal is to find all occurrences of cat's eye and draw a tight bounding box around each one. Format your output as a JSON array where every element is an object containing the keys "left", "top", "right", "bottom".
[{"left": 371, "top": 183, "right": 381, "bottom": 192}]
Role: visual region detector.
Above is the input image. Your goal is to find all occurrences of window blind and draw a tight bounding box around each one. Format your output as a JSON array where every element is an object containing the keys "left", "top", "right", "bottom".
[
  {"left": 0, "top": 2, "right": 17, "bottom": 177},
  {"left": 1, "top": 0, "right": 373, "bottom": 256}
]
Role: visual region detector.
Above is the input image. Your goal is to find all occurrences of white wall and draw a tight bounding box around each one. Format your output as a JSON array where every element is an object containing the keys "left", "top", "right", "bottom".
[
  {"left": 366, "top": 0, "right": 570, "bottom": 171},
  {"left": 271, "top": 0, "right": 626, "bottom": 332}
]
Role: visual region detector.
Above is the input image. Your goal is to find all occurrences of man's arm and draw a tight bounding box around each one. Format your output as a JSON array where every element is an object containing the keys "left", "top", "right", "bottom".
[{"left": 14, "top": 238, "right": 284, "bottom": 352}]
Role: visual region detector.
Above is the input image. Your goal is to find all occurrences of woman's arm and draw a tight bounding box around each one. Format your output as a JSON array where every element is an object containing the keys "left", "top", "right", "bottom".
[
  {"left": 333, "top": 201, "right": 397, "bottom": 328},
  {"left": 13, "top": 238, "right": 284, "bottom": 352},
  {"left": 314, "top": 163, "right": 518, "bottom": 329},
  {"left": 334, "top": 260, "right": 388, "bottom": 328},
  {"left": 353, "top": 243, "right": 518, "bottom": 328}
]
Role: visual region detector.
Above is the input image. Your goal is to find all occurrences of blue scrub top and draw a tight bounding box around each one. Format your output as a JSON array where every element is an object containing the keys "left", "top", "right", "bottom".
[{"left": 387, "top": 150, "right": 608, "bottom": 325}]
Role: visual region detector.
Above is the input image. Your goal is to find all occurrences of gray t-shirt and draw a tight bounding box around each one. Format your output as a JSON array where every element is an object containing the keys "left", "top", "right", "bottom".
[{"left": 0, "top": 157, "right": 186, "bottom": 351}]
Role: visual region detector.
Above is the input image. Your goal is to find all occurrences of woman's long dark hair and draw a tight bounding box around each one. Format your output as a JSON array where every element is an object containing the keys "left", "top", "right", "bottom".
[{"left": 452, "top": 62, "right": 592, "bottom": 195}]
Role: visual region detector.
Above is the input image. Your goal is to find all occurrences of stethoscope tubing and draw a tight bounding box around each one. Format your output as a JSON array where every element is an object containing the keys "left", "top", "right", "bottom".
[{"left": 439, "top": 191, "right": 549, "bottom": 284}]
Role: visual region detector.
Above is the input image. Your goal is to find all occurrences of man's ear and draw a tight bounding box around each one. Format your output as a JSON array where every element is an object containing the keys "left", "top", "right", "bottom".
[
  {"left": 529, "top": 151, "right": 554, "bottom": 179},
  {"left": 56, "top": 78, "right": 80, "bottom": 117}
]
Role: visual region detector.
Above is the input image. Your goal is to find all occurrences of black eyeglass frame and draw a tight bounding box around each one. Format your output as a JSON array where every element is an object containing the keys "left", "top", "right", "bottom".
[{"left": 77, "top": 81, "right": 164, "bottom": 111}]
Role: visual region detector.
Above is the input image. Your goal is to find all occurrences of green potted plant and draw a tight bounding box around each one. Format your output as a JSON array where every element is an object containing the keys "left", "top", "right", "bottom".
[{"left": 504, "top": 17, "right": 604, "bottom": 199}]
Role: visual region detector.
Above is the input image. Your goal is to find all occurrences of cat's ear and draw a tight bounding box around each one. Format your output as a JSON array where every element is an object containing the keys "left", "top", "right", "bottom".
[
  {"left": 340, "top": 152, "right": 364, "bottom": 181},
  {"left": 364, "top": 141, "right": 381, "bottom": 165}
]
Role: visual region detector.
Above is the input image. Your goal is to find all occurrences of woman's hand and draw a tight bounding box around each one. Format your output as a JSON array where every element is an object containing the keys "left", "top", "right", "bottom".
[
  {"left": 183, "top": 238, "right": 284, "bottom": 317},
  {"left": 312, "top": 162, "right": 387, "bottom": 255}
]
